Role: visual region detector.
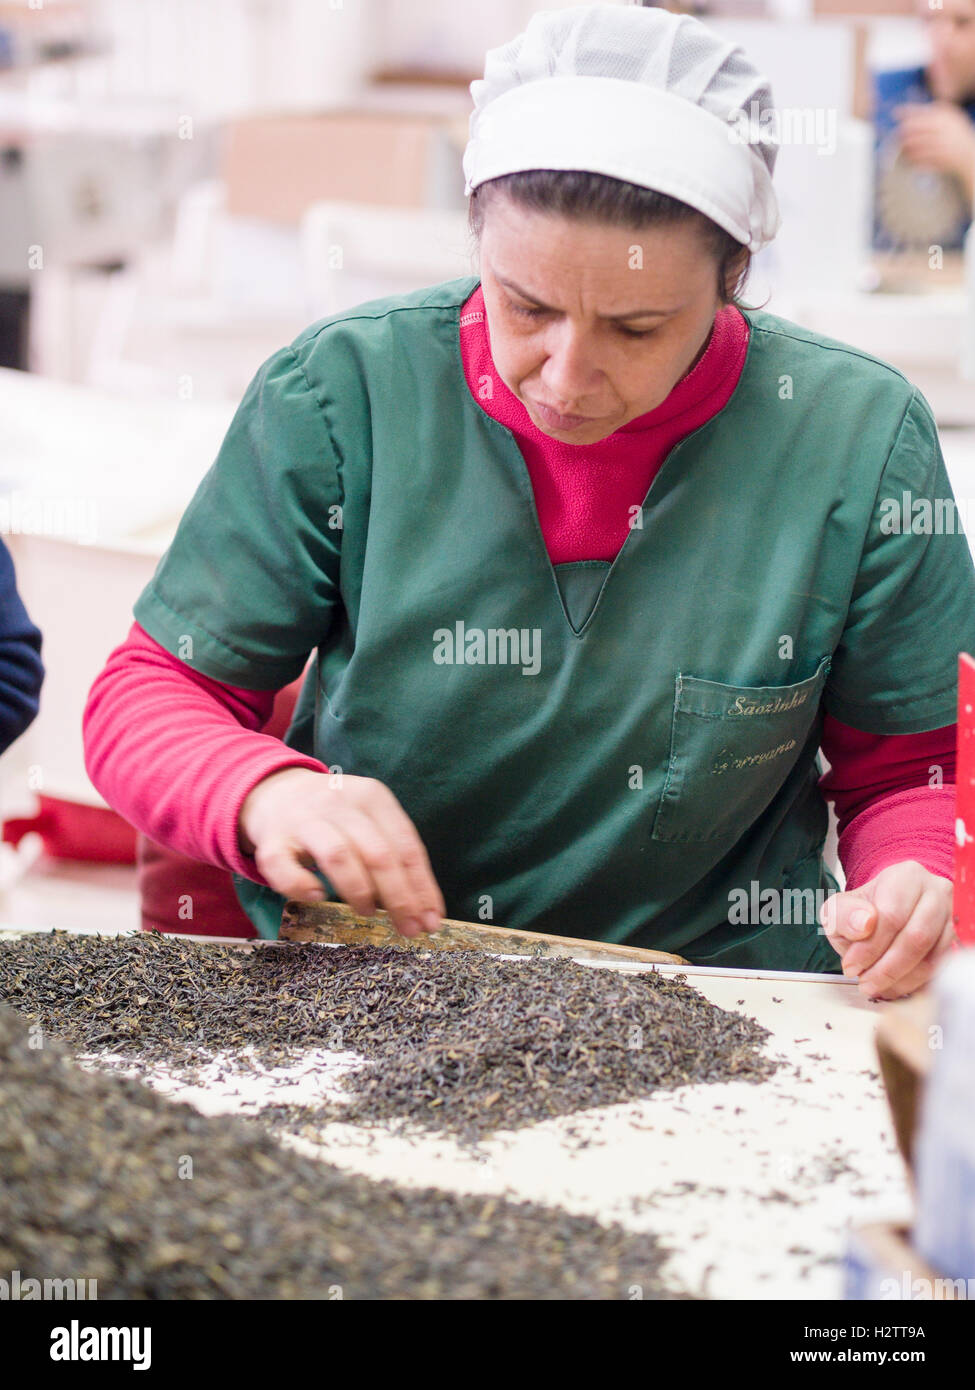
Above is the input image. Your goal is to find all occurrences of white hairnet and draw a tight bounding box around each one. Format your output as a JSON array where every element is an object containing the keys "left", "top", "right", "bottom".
[{"left": 463, "top": 4, "right": 781, "bottom": 252}]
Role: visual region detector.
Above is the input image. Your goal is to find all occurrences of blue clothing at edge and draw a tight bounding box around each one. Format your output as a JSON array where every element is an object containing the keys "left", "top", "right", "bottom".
[{"left": 0, "top": 540, "right": 43, "bottom": 754}]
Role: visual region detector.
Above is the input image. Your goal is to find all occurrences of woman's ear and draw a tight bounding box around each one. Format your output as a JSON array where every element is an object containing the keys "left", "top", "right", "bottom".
[{"left": 722, "top": 245, "right": 751, "bottom": 304}]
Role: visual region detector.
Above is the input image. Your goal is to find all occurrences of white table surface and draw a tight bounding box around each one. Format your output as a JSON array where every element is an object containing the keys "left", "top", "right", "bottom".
[{"left": 0, "top": 922, "right": 910, "bottom": 1301}]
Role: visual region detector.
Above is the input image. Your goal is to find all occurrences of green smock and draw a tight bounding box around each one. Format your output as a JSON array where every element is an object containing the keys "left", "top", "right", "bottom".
[{"left": 133, "top": 276, "right": 975, "bottom": 968}]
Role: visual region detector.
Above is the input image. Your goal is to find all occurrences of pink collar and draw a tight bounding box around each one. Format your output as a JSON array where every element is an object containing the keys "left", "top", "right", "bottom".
[{"left": 459, "top": 282, "right": 750, "bottom": 441}]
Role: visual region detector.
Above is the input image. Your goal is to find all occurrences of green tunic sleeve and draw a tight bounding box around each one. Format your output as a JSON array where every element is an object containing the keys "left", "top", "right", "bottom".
[
  {"left": 823, "top": 387, "right": 975, "bottom": 734},
  {"left": 133, "top": 344, "right": 344, "bottom": 689}
]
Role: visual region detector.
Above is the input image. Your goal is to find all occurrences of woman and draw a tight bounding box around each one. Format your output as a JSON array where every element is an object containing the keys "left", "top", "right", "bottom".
[{"left": 85, "top": 6, "right": 974, "bottom": 997}]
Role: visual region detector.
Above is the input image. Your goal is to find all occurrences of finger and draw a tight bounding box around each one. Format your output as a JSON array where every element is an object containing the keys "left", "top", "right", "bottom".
[
  {"left": 899, "top": 141, "right": 943, "bottom": 164},
  {"left": 297, "top": 817, "right": 422, "bottom": 931},
  {"left": 862, "top": 921, "right": 955, "bottom": 1001},
  {"left": 842, "top": 873, "right": 928, "bottom": 977},
  {"left": 857, "top": 899, "right": 953, "bottom": 1000},
  {"left": 254, "top": 839, "right": 330, "bottom": 903},
  {"left": 897, "top": 111, "right": 935, "bottom": 128},
  {"left": 866, "top": 950, "right": 937, "bottom": 1002},
  {"left": 819, "top": 893, "right": 878, "bottom": 965},
  {"left": 354, "top": 781, "right": 447, "bottom": 929},
  {"left": 314, "top": 805, "right": 432, "bottom": 938},
  {"left": 380, "top": 819, "right": 447, "bottom": 930},
  {"left": 897, "top": 102, "right": 943, "bottom": 122},
  {"left": 896, "top": 138, "right": 934, "bottom": 164}
]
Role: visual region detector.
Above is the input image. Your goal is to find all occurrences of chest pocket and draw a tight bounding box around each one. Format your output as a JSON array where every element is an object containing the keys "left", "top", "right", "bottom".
[{"left": 650, "top": 654, "right": 832, "bottom": 845}]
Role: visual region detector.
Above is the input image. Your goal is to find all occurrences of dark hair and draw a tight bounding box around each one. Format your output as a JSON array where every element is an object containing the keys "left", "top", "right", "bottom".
[{"left": 468, "top": 169, "right": 764, "bottom": 312}]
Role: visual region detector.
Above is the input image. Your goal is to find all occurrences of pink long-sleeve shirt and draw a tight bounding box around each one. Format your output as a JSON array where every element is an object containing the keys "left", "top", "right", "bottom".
[{"left": 83, "top": 286, "right": 957, "bottom": 897}]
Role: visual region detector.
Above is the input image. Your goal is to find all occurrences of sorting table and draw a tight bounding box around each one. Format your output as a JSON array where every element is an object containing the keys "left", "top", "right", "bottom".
[{"left": 1, "top": 924, "right": 910, "bottom": 1300}]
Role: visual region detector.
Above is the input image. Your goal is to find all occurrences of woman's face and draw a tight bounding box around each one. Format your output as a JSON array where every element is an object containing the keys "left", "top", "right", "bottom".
[{"left": 478, "top": 194, "right": 740, "bottom": 445}]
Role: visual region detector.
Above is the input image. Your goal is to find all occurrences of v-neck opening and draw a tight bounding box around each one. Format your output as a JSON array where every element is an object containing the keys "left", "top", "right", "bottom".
[
  {"left": 450, "top": 278, "right": 759, "bottom": 640},
  {"left": 553, "top": 560, "right": 611, "bottom": 634}
]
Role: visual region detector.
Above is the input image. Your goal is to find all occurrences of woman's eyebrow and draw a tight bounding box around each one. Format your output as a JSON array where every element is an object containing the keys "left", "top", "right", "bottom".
[{"left": 496, "top": 274, "right": 677, "bottom": 320}]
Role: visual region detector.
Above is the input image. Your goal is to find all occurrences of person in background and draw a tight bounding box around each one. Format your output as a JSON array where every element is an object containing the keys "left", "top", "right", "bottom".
[
  {"left": 0, "top": 539, "right": 43, "bottom": 754},
  {"left": 873, "top": 0, "right": 975, "bottom": 250}
]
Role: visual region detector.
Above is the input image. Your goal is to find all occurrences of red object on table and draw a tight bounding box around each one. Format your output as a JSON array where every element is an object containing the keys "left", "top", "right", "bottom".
[
  {"left": 2, "top": 794, "right": 137, "bottom": 863},
  {"left": 953, "top": 653, "right": 975, "bottom": 945}
]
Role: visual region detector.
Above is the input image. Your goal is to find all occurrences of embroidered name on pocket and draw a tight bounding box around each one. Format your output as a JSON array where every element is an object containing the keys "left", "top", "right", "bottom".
[
  {"left": 725, "top": 688, "right": 811, "bottom": 717},
  {"left": 710, "top": 739, "right": 799, "bottom": 775},
  {"left": 649, "top": 654, "right": 832, "bottom": 845}
]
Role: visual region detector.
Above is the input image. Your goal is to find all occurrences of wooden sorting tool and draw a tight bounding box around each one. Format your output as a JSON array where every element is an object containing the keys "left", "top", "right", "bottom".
[{"left": 280, "top": 900, "right": 688, "bottom": 966}]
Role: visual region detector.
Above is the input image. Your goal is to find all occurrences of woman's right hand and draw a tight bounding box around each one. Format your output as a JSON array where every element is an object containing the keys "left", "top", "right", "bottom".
[{"left": 238, "top": 767, "right": 446, "bottom": 938}]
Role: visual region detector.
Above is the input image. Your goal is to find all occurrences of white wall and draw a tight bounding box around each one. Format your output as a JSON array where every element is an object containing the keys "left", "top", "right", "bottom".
[
  {"left": 87, "top": 0, "right": 374, "bottom": 116},
  {"left": 371, "top": 0, "right": 630, "bottom": 77}
]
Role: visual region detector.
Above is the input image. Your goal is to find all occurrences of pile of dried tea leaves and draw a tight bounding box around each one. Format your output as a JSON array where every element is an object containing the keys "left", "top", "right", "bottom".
[
  {"left": 0, "top": 1007, "right": 685, "bottom": 1300},
  {"left": 0, "top": 931, "right": 777, "bottom": 1141}
]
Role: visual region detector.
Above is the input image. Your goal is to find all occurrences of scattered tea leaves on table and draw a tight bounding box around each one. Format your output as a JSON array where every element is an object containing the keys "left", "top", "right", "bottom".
[
  {"left": 0, "top": 931, "right": 777, "bottom": 1140},
  {"left": 0, "top": 1006, "right": 687, "bottom": 1300}
]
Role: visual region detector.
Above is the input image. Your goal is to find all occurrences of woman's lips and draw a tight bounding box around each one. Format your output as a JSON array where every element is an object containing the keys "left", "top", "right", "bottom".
[{"left": 529, "top": 399, "right": 597, "bottom": 430}]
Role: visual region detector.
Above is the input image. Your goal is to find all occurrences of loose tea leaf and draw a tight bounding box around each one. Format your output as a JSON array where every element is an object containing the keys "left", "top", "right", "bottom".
[
  {"left": 0, "top": 931, "right": 777, "bottom": 1141},
  {"left": 0, "top": 1006, "right": 685, "bottom": 1300}
]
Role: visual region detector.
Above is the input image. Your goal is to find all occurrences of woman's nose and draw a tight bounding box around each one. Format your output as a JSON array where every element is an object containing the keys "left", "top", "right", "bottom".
[{"left": 538, "top": 324, "right": 603, "bottom": 401}]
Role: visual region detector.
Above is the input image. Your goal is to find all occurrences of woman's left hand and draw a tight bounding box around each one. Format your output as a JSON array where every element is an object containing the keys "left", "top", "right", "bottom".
[{"left": 819, "top": 860, "right": 955, "bottom": 1000}]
